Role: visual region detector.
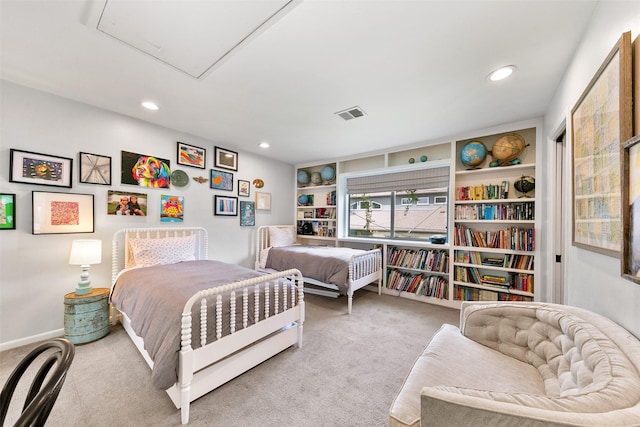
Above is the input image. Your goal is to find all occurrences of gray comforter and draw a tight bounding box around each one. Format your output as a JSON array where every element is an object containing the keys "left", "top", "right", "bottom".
[
  {"left": 265, "top": 245, "right": 366, "bottom": 294},
  {"left": 111, "top": 260, "right": 269, "bottom": 390}
]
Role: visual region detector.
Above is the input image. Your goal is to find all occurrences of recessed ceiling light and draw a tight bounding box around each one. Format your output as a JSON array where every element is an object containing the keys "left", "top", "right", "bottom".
[
  {"left": 488, "top": 65, "right": 516, "bottom": 82},
  {"left": 141, "top": 101, "right": 159, "bottom": 110},
  {"left": 258, "top": 142, "right": 270, "bottom": 149}
]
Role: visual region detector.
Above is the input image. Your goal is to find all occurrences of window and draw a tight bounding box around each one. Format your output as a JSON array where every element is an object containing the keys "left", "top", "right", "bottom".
[{"left": 343, "top": 165, "right": 450, "bottom": 241}]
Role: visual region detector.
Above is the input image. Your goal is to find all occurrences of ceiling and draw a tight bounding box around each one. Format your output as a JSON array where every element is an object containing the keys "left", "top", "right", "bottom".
[{"left": 0, "top": 0, "right": 597, "bottom": 165}]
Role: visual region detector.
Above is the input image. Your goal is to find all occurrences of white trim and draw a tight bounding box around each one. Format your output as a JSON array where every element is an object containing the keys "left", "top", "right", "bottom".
[{"left": 0, "top": 328, "right": 64, "bottom": 352}]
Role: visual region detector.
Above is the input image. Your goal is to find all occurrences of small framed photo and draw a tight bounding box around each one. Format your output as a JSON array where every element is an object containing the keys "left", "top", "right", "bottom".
[
  {"left": 238, "top": 180, "right": 250, "bottom": 197},
  {"left": 210, "top": 169, "right": 233, "bottom": 191},
  {"left": 214, "top": 195, "right": 238, "bottom": 216},
  {"left": 107, "top": 191, "right": 147, "bottom": 216},
  {"left": 622, "top": 134, "right": 640, "bottom": 284},
  {"left": 0, "top": 193, "right": 16, "bottom": 230},
  {"left": 177, "top": 141, "right": 206, "bottom": 169},
  {"left": 255, "top": 192, "right": 271, "bottom": 210},
  {"left": 10, "top": 149, "right": 73, "bottom": 188},
  {"left": 214, "top": 146, "right": 238, "bottom": 171},
  {"left": 240, "top": 201, "right": 255, "bottom": 226},
  {"left": 32, "top": 191, "right": 94, "bottom": 235},
  {"left": 79, "top": 152, "right": 112, "bottom": 185}
]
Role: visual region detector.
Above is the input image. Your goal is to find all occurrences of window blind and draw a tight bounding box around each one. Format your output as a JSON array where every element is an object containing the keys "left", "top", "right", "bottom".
[{"left": 346, "top": 166, "right": 449, "bottom": 194}]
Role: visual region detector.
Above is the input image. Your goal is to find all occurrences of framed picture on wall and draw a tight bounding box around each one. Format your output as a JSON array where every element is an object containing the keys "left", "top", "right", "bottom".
[
  {"left": 79, "top": 152, "right": 111, "bottom": 185},
  {"left": 214, "top": 195, "right": 237, "bottom": 216},
  {"left": 10, "top": 149, "right": 73, "bottom": 188},
  {"left": 210, "top": 169, "right": 233, "bottom": 191},
  {"left": 177, "top": 141, "right": 206, "bottom": 169},
  {"left": 121, "top": 151, "right": 171, "bottom": 188},
  {"left": 238, "top": 180, "right": 250, "bottom": 197},
  {"left": 622, "top": 134, "right": 640, "bottom": 284},
  {"left": 571, "top": 31, "right": 632, "bottom": 257},
  {"left": 0, "top": 193, "right": 16, "bottom": 230},
  {"left": 255, "top": 192, "right": 271, "bottom": 210},
  {"left": 214, "top": 146, "right": 238, "bottom": 171},
  {"left": 160, "top": 194, "right": 184, "bottom": 223},
  {"left": 32, "top": 191, "right": 94, "bottom": 235},
  {"left": 240, "top": 201, "right": 255, "bottom": 226},
  {"left": 107, "top": 190, "right": 147, "bottom": 216}
]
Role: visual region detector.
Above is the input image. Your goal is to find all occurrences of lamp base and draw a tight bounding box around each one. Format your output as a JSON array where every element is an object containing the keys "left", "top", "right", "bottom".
[{"left": 75, "top": 284, "right": 93, "bottom": 295}]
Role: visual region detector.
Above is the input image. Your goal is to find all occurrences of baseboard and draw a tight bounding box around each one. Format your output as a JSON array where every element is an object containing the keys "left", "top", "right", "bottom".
[{"left": 0, "top": 328, "right": 65, "bottom": 352}]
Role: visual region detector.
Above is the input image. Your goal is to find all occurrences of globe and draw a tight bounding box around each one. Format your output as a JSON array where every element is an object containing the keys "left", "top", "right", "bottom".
[
  {"left": 297, "top": 170, "right": 310, "bottom": 185},
  {"left": 320, "top": 165, "right": 335, "bottom": 183},
  {"left": 491, "top": 134, "right": 526, "bottom": 163},
  {"left": 297, "top": 194, "right": 309, "bottom": 205},
  {"left": 460, "top": 140, "right": 487, "bottom": 168},
  {"left": 310, "top": 171, "right": 322, "bottom": 185},
  {"left": 420, "top": 155, "right": 428, "bottom": 162},
  {"left": 514, "top": 175, "right": 535, "bottom": 197}
]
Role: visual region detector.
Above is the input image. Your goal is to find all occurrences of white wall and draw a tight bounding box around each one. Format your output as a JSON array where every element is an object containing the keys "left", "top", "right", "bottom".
[
  {"left": 0, "top": 80, "right": 294, "bottom": 347},
  {"left": 543, "top": 1, "right": 640, "bottom": 336}
]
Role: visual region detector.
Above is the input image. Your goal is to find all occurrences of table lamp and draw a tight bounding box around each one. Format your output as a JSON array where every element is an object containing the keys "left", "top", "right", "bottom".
[{"left": 69, "top": 239, "right": 102, "bottom": 295}]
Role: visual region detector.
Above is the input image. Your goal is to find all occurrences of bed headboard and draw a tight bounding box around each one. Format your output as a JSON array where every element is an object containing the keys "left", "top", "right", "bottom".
[
  {"left": 111, "top": 227, "right": 208, "bottom": 285},
  {"left": 255, "top": 225, "right": 296, "bottom": 265}
]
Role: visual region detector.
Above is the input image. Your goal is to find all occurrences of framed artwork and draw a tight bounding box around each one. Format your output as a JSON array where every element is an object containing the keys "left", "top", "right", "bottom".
[
  {"left": 79, "top": 152, "right": 111, "bottom": 185},
  {"left": 255, "top": 192, "right": 271, "bottom": 210},
  {"left": 160, "top": 194, "right": 184, "bottom": 223},
  {"left": 571, "top": 31, "right": 632, "bottom": 257},
  {"left": 238, "top": 180, "right": 250, "bottom": 197},
  {"left": 210, "top": 169, "right": 233, "bottom": 191},
  {"left": 240, "top": 201, "right": 255, "bottom": 226},
  {"left": 107, "top": 190, "right": 147, "bottom": 216},
  {"left": 622, "top": 134, "right": 640, "bottom": 284},
  {"left": 0, "top": 193, "right": 16, "bottom": 230},
  {"left": 177, "top": 141, "right": 206, "bottom": 169},
  {"left": 214, "top": 146, "right": 238, "bottom": 171},
  {"left": 32, "top": 191, "right": 94, "bottom": 235},
  {"left": 214, "top": 195, "right": 237, "bottom": 216},
  {"left": 121, "top": 151, "right": 171, "bottom": 188},
  {"left": 9, "top": 149, "right": 73, "bottom": 188}
]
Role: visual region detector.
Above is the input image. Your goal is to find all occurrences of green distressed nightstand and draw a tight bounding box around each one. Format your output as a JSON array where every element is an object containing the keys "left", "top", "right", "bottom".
[{"left": 64, "top": 287, "right": 110, "bottom": 344}]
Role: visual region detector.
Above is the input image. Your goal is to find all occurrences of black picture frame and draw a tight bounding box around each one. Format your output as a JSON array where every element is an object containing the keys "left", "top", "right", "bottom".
[
  {"left": 177, "top": 141, "right": 206, "bottom": 169},
  {"left": 0, "top": 193, "right": 16, "bottom": 230},
  {"left": 214, "top": 146, "right": 238, "bottom": 171},
  {"left": 10, "top": 149, "right": 73, "bottom": 188},
  {"left": 32, "top": 191, "right": 94, "bottom": 235},
  {"left": 210, "top": 169, "right": 233, "bottom": 191},
  {"left": 214, "top": 195, "right": 238, "bottom": 216},
  {"left": 79, "top": 152, "right": 112, "bottom": 185},
  {"left": 238, "top": 180, "right": 250, "bottom": 197}
]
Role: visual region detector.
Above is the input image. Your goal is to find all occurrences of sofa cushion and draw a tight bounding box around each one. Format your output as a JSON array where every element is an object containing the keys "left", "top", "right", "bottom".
[{"left": 389, "top": 323, "right": 545, "bottom": 427}]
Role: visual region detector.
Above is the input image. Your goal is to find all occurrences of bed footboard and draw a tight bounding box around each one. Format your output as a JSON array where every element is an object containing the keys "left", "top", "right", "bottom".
[
  {"left": 346, "top": 248, "right": 382, "bottom": 314},
  {"left": 174, "top": 268, "right": 304, "bottom": 424}
]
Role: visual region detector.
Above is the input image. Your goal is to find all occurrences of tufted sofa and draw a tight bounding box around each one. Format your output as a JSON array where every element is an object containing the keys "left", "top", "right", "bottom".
[{"left": 389, "top": 302, "right": 640, "bottom": 427}]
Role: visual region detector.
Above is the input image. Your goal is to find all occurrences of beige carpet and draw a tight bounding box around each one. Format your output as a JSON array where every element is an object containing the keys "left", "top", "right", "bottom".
[{"left": 0, "top": 291, "right": 459, "bottom": 427}]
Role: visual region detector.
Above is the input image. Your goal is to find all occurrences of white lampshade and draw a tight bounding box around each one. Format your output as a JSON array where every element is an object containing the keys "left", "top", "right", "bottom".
[
  {"left": 69, "top": 239, "right": 102, "bottom": 266},
  {"left": 69, "top": 239, "right": 102, "bottom": 295}
]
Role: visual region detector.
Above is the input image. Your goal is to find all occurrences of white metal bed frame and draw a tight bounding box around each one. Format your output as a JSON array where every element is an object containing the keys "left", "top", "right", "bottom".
[
  {"left": 111, "top": 227, "right": 304, "bottom": 425},
  {"left": 255, "top": 225, "right": 381, "bottom": 314}
]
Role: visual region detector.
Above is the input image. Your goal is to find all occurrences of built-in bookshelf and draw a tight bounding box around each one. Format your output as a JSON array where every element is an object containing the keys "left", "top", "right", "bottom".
[
  {"left": 296, "top": 162, "right": 337, "bottom": 243},
  {"left": 452, "top": 126, "right": 537, "bottom": 302},
  {"left": 382, "top": 244, "right": 451, "bottom": 304}
]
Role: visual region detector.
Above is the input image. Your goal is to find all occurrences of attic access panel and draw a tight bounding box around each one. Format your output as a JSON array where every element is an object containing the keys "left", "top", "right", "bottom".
[{"left": 97, "top": 0, "right": 297, "bottom": 79}]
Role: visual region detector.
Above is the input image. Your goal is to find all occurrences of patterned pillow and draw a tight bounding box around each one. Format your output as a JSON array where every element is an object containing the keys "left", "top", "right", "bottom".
[
  {"left": 268, "top": 226, "right": 297, "bottom": 247},
  {"left": 128, "top": 235, "right": 197, "bottom": 267}
]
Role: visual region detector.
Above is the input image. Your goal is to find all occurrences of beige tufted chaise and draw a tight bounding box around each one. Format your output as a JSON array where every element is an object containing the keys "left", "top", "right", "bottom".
[{"left": 389, "top": 302, "right": 640, "bottom": 427}]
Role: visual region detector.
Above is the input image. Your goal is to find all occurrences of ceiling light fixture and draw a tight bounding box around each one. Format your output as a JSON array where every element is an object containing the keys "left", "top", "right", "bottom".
[
  {"left": 258, "top": 142, "right": 270, "bottom": 149},
  {"left": 488, "top": 65, "right": 516, "bottom": 82},
  {"left": 141, "top": 101, "right": 159, "bottom": 110}
]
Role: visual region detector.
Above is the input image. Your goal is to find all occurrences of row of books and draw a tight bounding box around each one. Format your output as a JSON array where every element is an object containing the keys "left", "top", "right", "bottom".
[
  {"left": 453, "top": 285, "right": 534, "bottom": 302},
  {"left": 387, "top": 247, "right": 449, "bottom": 272},
  {"left": 457, "top": 181, "right": 509, "bottom": 201},
  {"left": 454, "top": 266, "right": 535, "bottom": 293},
  {"left": 386, "top": 270, "right": 448, "bottom": 299},
  {"left": 326, "top": 190, "right": 336, "bottom": 206},
  {"left": 454, "top": 250, "right": 534, "bottom": 271},
  {"left": 454, "top": 202, "right": 534, "bottom": 221},
  {"left": 454, "top": 224, "right": 535, "bottom": 251}
]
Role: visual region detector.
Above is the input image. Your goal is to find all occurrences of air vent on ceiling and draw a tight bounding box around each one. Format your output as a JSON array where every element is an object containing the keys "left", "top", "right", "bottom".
[{"left": 335, "top": 106, "right": 366, "bottom": 121}]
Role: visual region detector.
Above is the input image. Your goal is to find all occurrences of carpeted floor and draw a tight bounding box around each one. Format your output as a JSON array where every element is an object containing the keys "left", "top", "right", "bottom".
[{"left": 0, "top": 291, "right": 459, "bottom": 427}]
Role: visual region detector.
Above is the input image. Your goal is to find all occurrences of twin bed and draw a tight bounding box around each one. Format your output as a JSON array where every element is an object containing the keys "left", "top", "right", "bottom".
[
  {"left": 110, "top": 225, "right": 381, "bottom": 424},
  {"left": 255, "top": 225, "right": 382, "bottom": 315},
  {"left": 110, "top": 227, "right": 304, "bottom": 425}
]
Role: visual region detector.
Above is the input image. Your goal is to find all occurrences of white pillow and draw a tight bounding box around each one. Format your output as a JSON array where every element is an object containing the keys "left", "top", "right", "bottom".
[
  {"left": 268, "top": 226, "right": 297, "bottom": 247},
  {"left": 128, "top": 235, "right": 196, "bottom": 267}
]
